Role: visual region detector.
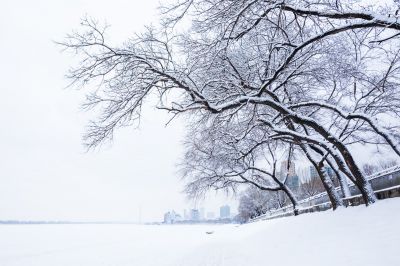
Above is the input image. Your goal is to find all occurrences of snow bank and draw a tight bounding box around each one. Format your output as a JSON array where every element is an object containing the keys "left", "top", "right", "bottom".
[
  {"left": 178, "top": 198, "right": 400, "bottom": 266},
  {"left": 1, "top": 198, "right": 399, "bottom": 266}
]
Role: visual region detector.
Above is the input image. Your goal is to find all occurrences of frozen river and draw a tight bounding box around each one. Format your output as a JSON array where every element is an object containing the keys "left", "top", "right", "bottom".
[
  {"left": 1, "top": 198, "right": 399, "bottom": 266},
  {"left": 0, "top": 223, "right": 223, "bottom": 266}
]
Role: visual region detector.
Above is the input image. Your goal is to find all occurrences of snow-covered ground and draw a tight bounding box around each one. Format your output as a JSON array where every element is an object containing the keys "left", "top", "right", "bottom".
[{"left": 1, "top": 198, "right": 399, "bottom": 266}]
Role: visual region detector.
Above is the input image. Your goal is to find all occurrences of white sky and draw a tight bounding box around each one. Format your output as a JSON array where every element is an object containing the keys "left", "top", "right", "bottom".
[{"left": 0, "top": 0, "right": 237, "bottom": 223}]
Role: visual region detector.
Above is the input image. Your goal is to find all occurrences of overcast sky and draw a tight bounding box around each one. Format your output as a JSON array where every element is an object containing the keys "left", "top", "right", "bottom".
[{"left": 0, "top": 0, "right": 239, "bottom": 223}]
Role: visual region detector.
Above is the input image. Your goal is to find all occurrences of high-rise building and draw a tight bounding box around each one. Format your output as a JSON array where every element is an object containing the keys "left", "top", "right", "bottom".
[
  {"left": 190, "top": 209, "right": 200, "bottom": 221},
  {"left": 309, "top": 166, "right": 336, "bottom": 179},
  {"left": 324, "top": 167, "right": 334, "bottom": 178},
  {"left": 286, "top": 175, "right": 300, "bottom": 190},
  {"left": 220, "top": 205, "right": 230, "bottom": 219},
  {"left": 164, "top": 210, "right": 181, "bottom": 224},
  {"left": 281, "top": 160, "right": 298, "bottom": 190},
  {"left": 164, "top": 212, "right": 172, "bottom": 224},
  {"left": 310, "top": 165, "right": 319, "bottom": 179},
  {"left": 199, "top": 208, "right": 205, "bottom": 220},
  {"left": 281, "top": 160, "right": 296, "bottom": 178}
]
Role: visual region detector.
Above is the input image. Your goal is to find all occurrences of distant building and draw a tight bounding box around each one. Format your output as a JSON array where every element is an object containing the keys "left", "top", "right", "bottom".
[
  {"left": 310, "top": 166, "right": 336, "bottom": 179},
  {"left": 324, "top": 167, "right": 334, "bottom": 178},
  {"left": 286, "top": 175, "right": 300, "bottom": 190},
  {"left": 183, "top": 209, "right": 189, "bottom": 220},
  {"left": 164, "top": 210, "right": 181, "bottom": 224},
  {"left": 310, "top": 166, "right": 318, "bottom": 179},
  {"left": 309, "top": 166, "right": 339, "bottom": 186},
  {"left": 281, "top": 160, "right": 299, "bottom": 190},
  {"left": 190, "top": 209, "right": 200, "bottom": 221},
  {"left": 164, "top": 212, "right": 171, "bottom": 224},
  {"left": 220, "top": 205, "right": 230, "bottom": 219},
  {"left": 206, "top": 212, "right": 215, "bottom": 219},
  {"left": 281, "top": 160, "right": 296, "bottom": 178},
  {"left": 174, "top": 213, "right": 182, "bottom": 222},
  {"left": 200, "top": 208, "right": 205, "bottom": 220},
  {"left": 164, "top": 211, "right": 173, "bottom": 224}
]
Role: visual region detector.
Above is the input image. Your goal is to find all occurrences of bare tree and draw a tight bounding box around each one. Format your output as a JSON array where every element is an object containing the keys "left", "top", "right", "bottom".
[
  {"left": 180, "top": 119, "right": 300, "bottom": 214},
  {"left": 363, "top": 158, "right": 399, "bottom": 175},
  {"left": 301, "top": 175, "right": 325, "bottom": 198},
  {"left": 377, "top": 159, "right": 398, "bottom": 171},
  {"left": 363, "top": 164, "right": 378, "bottom": 176},
  {"left": 238, "top": 186, "right": 277, "bottom": 222}
]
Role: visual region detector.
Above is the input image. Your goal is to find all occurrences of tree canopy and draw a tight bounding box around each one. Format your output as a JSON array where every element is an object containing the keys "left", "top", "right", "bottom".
[{"left": 61, "top": 0, "right": 400, "bottom": 208}]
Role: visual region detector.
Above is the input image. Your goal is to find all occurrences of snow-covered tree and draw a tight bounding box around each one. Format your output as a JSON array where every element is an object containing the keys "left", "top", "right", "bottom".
[
  {"left": 60, "top": 0, "right": 400, "bottom": 206},
  {"left": 181, "top": 118, "right": 300, "bottom": 214},
  {"left": 238, "top": 186, "right": 279, "bottom": 222}
]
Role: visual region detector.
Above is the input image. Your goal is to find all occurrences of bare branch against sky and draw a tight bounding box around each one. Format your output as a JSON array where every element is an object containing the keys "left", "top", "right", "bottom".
[{"left": 0, "top": 0, "right": 236, "bottom": 223}]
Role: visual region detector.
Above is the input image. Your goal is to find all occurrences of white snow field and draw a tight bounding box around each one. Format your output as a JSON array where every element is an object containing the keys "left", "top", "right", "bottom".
[{"left": 1, "top": 198, "right": 399, "bottom": 266}]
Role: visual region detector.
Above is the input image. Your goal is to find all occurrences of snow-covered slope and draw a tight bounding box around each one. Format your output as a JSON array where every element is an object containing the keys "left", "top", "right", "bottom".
[
  {"left": 179, "top": 197, "right": 400, "bottom": 266},
  {"left": 1, "top": 198, "right": 399, "bottom": 266}
]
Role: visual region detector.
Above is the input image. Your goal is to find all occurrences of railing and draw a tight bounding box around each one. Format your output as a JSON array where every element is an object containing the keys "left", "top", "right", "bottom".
[
  {"left": 250, "top": 164, "right": 400, "bottom": 222},
  {"left": 297, "top": 164, "right": 400, "bottom": 205}
]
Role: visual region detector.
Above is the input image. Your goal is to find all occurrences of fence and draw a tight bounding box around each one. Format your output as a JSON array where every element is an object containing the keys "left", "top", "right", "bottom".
[{"left": 250, "top": 165, "right": 400, "bottom": 222}]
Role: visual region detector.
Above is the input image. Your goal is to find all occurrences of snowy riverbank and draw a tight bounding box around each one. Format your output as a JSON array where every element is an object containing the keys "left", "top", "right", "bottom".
[{"left": 1, "top": 198, "right": 399, "bottom": 266}]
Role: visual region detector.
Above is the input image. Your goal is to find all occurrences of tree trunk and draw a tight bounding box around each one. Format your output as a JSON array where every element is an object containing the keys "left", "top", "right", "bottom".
[
  {"left": 301, "top": 145, "right": 343, "bottom": 210},
  {"left": 272, "top": 176, "right": 299, "bottom": 215},
  {"left": 326, "top": 158, "right": 351, "bottom": 199},
  {"left": 336, "top": 146, "right": 376, "bottom": 205},
  {"left": 286, "top": 111, "right": 377, "bottom": 205},
  {"left": 309, "top": 144, "right": 367, "bottom": 201}
]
